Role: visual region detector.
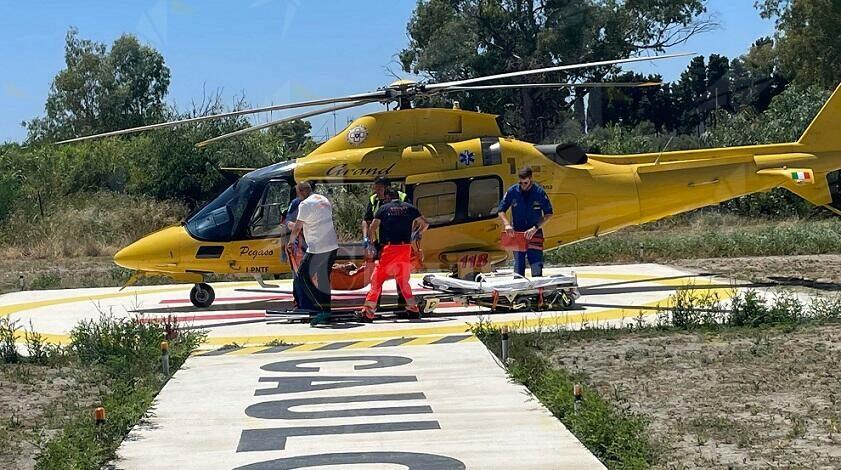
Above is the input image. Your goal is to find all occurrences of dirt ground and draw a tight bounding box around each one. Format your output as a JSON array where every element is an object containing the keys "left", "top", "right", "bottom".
[
  {"left": 0, "top": 363, "right": 99, "bottom": 470},
  {"left": 549, "top": 323, "right": 841, "bottom": 469},
  {"left": 673, "top": 254, "right": 841, "bottom": 288}
]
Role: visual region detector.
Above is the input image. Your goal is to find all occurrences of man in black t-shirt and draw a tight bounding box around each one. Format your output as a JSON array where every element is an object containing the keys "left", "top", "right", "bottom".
[
  {"left": 361, "top": 176, "right": 407, "bottom": 256},
  {"left": 359, "top": 188, "right": 429, "bottom": 321}
]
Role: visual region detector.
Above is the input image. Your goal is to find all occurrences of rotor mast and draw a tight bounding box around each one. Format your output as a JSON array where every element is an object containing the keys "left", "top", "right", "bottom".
[{"left": 387, "top": 79, "right": 417, "bottom": 110}]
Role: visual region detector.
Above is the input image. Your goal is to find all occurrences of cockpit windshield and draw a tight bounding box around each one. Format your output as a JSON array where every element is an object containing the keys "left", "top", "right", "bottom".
[{"left": 186, "top": 179, "right": 256, "bottom": 241}]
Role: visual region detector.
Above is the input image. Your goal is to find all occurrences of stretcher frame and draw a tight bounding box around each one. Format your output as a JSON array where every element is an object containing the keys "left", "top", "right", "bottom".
[{"left": 418, "top": 271, "right": 580, "bottom": 313}]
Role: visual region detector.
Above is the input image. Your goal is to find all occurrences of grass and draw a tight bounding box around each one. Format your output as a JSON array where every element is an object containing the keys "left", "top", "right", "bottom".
[
  {"left": 473, "top": 288, "right": 841, "bottom": 469},
  {"left": 546, "top": 216, "right": 841, "bottom": 265},
  {"left": 0, "top": 314, "right": 205, "bottom": 469},
  {"left": 472, "top": 319, "right": 657, "bottom": 469},
  {"left": 0, "top": 191, "right": 185, "bottom": 259}
]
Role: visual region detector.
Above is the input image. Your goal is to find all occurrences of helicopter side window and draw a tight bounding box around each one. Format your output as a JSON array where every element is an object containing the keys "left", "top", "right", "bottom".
[
  {"left": 467, "top": 177, "right": 501, "bottom": 219},
  {"left": 248, "top": 180, "right": 292, "bottom": 238},
  {"left": 413, "top": 181, "right": 457, "bottom": 226}
]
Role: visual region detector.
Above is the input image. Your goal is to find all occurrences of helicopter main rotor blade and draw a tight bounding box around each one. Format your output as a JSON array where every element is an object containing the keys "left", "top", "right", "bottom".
[
  {"left": 194, "top": 99, "right": 378, "bottom": 148},
  {"left": 55, "top": 91, "right": 389, "bottom": 145},
  {"left": 423, "top": 52, "right": 693, "bottom": 91},
  {"left": 440, "top": 81, "right": 662, "bottom": 92}
]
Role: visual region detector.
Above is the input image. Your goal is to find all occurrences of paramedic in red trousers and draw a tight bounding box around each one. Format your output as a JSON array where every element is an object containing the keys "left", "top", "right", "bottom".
[
  {"left": 497, "top": 166, "right": 553, "bottom": 277},
  {"left": 359, "top": 187, "right": 429, "bottom": 322},
  {"left": 361, "top": 176, "right": 408, "bottom": 307},
  {"left": 286, "top": 182, "right": 339, "bottom": 324}
]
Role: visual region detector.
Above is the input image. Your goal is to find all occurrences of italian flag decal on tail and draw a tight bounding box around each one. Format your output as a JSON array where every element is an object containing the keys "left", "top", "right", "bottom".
[{"left": 791, "top": 170, "right": 813, "bottom": 184}]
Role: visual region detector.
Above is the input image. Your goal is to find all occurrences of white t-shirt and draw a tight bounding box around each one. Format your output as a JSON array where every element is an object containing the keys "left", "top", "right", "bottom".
[{"left": 296, "top": 194, "right": 339, "bottom": 254}]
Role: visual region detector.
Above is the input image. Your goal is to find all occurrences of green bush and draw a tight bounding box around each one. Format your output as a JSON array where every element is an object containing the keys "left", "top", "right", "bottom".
[
  {"left": 809, "top": 295, "right": 841, "bottom": 320},
  {"left": 30, "top": 272, "right": 62, "bottom": 290},
  {"left": 326, "top": 185, "right": 370, "bottom": 241},
  {"left": 727, "top": 290, "right": 808, "bottom": 327},
  {"left": 69, "top": 313, "right": 202, "bottom": 379},
  {"left": 37, "top": 314, "right": 205, "bottom": 468},
  {"left": 473, "top": 321, "right": 656, "bottom": 469},
  {"left": 669, "top": 288, "right": 726, "bottom": 329},
  {"left": 0, "top": 317, "right": 19, "bottom": 364},
  {"left": 0, "top": 173, "right": 20, "bottom": 222}
]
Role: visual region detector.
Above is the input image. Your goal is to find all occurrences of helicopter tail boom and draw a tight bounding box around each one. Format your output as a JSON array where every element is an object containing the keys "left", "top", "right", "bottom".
[{"left": 630, "top": 84, "right": 841, "bottom": 221}]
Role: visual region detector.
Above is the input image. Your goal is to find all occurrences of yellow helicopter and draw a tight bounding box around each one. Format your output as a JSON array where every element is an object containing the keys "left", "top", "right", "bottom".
[{"left": 60, "top": 53, "right": 841, "bottom": 307}]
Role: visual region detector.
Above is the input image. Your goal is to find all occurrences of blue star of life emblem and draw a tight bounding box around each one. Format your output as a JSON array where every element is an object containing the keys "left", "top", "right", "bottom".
[{"left": 459, "top": 150, "right": 475, "bottom": 165}]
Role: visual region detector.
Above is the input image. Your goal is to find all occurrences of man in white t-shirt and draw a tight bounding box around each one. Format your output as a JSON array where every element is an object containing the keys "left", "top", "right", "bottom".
[{"left": 286, "top": 182, "right": 339, "bottom": 321}]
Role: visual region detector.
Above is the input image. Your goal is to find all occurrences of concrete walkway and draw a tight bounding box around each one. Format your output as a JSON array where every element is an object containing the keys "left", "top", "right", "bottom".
[{"left": 115, "top": 340, "right": 605, "bottom": 469}]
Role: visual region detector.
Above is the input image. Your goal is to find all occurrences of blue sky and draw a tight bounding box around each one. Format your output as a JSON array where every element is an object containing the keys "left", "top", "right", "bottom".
[{"left": 0, "top": 0, "right": 775, "bottom": 143}]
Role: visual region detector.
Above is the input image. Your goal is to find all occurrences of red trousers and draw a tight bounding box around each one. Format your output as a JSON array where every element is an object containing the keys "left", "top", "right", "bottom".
[{"left": 364, "top": 244, "right": 417, "bottom": 311}]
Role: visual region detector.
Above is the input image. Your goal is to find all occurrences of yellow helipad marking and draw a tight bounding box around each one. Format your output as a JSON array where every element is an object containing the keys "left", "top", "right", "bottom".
[
  {"left": 403, "top": 336, "right": 449, "bottom": 346},
  {"left": 200, "top": 334, "right": 481, "bottom": 355},
  {"left": 5, "top": 273, "right": 733, "bottom": 347},
  {"left": 285, "top": 342, "right": 329, "bottom": 352},
  {"left": 227, "top": 345, "right": 272, "bottom": 356},
  {"left": 343, "top": 340, "right": 390, "bottom": 349},
  {"left": 0, "top": 281, "right": 260, "bottom": 318}
]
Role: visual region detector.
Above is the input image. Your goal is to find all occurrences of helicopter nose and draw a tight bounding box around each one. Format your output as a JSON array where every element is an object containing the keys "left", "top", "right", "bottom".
[{"left": 114, "top": 226, "right": 185, "bottom": 270}]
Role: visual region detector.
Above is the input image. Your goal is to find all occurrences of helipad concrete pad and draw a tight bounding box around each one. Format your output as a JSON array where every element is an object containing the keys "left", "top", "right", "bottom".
[
  {"left": 114, "top": 341, "right": 605, "bottom": 469},
  {"left": 0, "top": 264, "right": 735, "bottom": 347}
]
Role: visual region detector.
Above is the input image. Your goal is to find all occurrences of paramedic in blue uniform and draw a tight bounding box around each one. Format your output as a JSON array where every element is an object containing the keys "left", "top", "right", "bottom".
[{"left": 497, "top": 166, "right": 553, "bottom": 277}]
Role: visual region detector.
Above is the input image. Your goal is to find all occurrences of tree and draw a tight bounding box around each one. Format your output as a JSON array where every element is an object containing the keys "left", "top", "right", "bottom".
[
  {"left": 756, "top": 0, "right": 841, "bottom": 90},
  {"left": 705, "top": 53, "right": 730, "bottom": 113},
  {"left": 400, "top": 0, "right": 716, "bottom": 142},
  {"left": 268, "top": 120, "right": 317, "bottom": 156},
  {"left": 672, "top": 55, "right": 708, "bottom": 134},
  {"left": 728, "top": 37, "right": 787, "bottom": 112},
  {"left": 26, "top": 28, "right": 171, "bottom": 142},
  {"left": 587, "top": 72, "right": 675, "bottom": 132}
]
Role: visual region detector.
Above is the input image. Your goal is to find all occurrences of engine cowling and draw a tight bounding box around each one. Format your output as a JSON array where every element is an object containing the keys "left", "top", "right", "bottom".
[{"left": 534, "top": 143, "right": 588, "bottom": 166}]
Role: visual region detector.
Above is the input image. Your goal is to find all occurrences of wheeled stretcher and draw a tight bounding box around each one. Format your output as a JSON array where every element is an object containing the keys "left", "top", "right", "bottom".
[
  {"left": 419, "top": 271, "right": 580, "bottom": 313},
  {"left": 265, "top": 270, "right": 580, "bottom": 324}
]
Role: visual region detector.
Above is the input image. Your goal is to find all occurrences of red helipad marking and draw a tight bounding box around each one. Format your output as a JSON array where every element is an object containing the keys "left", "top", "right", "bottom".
[
  {"left": 159, "top": 295, "right": 290, "bottom": 305},
  {"left": 139, "top": 311, "right": 266, "bottom": 323},
  {"left": 158, "top": 290, "right": 403, "bottom": 305}
]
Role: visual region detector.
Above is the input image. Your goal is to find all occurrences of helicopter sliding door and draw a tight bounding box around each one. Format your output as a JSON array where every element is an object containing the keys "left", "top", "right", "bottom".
[
  {"left": 226, "top": 179, "right": 293, "bottom": 276},
  {"left": 406, "top": 168, "right": 506, "bottom": 271}
]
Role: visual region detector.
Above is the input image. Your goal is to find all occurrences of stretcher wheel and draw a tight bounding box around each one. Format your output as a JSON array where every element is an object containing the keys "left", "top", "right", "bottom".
[
  {"left": 190, "top": 283, "right": 215, "bottom": 308},
  {"left": 557, "top": 291, "right": 575, "bottom": 309},
  {"left": 462, "top": 271, "right": 481, "bottom": 281}
]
